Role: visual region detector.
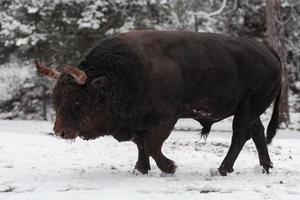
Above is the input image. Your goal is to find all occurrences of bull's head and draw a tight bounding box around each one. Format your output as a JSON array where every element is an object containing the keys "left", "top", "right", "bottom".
[{"left": 34, "top": 60, "right": 108, "bottom": 140}]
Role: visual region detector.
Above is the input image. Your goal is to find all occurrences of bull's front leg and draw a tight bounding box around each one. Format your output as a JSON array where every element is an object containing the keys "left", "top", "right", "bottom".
[
  {"left": 112, "top": 128, "right": 150, "bottom": 174},
  {"left": 132, "top": 133, "right": 151, "bottom": 174},
  {"left": 143, "top": 119, "right": 177, "bottom": 174}
]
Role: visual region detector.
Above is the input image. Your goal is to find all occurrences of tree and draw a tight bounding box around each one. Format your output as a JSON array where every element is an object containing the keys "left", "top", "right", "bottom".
[{"left": 266, "top": 0, "right": 290, "bottom": 126}]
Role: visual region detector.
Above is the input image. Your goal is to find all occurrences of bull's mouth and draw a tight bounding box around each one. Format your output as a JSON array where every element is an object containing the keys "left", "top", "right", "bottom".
[
  {"left": 62, "top": 132, "right": 79, "bottom": 140},
  {"left": 54, "top": 129, "right": 79, "bottom": 140}
]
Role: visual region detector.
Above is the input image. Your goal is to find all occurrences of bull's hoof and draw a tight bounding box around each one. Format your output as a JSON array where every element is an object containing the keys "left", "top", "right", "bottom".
[
  {"left": 134, "top": 162, "right": 151, "bottom": 175},
  {"left": 133, "top": 168, "right": 148, "bottom": 175},
  {"left": 218, "top": 167, "right": 234, "bottom": 176},
  {"left": 160, "top": 160, "right": 177, "bottom": 174},
  {"left": 168, "top": 162, "right": 177, "bottom": 174},
  {"left": 261, "top": 161, "right": 273, "bottom": 174},
  {"left": 134, "top": 166, "right": 149, "bottom": 175}
]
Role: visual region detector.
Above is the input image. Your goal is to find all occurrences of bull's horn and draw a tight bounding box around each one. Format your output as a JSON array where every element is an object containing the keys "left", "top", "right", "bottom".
[
  {"left": 34, "top": 60, "right": 61, "bottom": 79},
  {"left": 63, "top": 64, "right": 87, "bottom": 85}
]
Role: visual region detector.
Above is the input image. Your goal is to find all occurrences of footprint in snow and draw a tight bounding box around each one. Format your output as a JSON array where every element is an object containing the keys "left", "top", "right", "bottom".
[
  {"left": 209, "top": 168, "right": 220, "bottom": 177},
  {"left": 0, "top": 185, "right": 16, "bottom": 193},
  {"left": 186, "top": 185, "right": 221, "bottom": 193}
]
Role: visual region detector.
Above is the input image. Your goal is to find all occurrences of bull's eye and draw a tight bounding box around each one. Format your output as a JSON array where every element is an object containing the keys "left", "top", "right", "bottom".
[{"left": 75, "top": 101, "right": 80, "bottom": 109}]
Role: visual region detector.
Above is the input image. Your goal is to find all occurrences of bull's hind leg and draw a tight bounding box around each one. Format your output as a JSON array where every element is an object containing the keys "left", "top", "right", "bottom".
[
  {"left": 133, "top": 132, "right": 151, "bottom": 174},
  {"left": 218, "top": 101, "right": 254, "bottom": 176},
  {"left": 143, "top": 119, "right": 177, "bottom": 174},
  {"left": 251, "top": 118, "right": 273, "bottom": 173}
]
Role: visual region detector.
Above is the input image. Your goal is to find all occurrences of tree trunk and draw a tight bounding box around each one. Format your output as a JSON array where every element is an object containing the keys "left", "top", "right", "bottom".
[
  {"left": 266, "top": 0, "right": 290, "bottom": 126},
  {"left": 42, "top": 85, "right": 47, "bottom": 121}
]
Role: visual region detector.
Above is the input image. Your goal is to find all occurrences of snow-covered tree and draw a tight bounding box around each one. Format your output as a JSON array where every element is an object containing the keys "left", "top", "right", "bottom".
[{"left": 0, "top": 0, "right": 299, "bottom": 119}]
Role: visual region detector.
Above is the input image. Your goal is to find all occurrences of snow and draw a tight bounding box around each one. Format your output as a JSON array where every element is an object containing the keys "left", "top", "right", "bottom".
[
  {"left": 77, "top": 0, "right": 108, "bottom": 30},
  {"left": 0, "top": 63, "right": 32, "bottom": 102},
  {"left": 27, "top": 7, "right": 39, "bottom": 14},
  {"left": 295, "top": 81, "right": 300, "bottom": 90},
  {"left": 0, "top": 119, "right": 299, "bottom": 200},
  {"left": 16, "top": 38, "right": 29, "bottom": 46}
]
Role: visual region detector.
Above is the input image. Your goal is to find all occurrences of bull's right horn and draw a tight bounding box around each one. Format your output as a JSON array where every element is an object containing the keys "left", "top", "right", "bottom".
[
  {"left": 63, "top": 64, "right": 87, "bottom": 85},
  {"left": 34, "top": 60, "right": 61, "bottom": 79}
]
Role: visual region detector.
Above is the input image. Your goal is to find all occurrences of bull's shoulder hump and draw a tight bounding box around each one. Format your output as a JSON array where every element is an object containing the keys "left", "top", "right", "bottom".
[
  {"left": 118, "top": 31, "right": 273, "bottom": 64},
  {"left": 119, "top": 31, "right": 254, "bottom": 49}
]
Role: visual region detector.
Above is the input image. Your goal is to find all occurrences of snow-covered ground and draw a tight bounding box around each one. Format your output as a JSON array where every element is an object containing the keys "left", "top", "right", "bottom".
[{"left": 0, "top": 119, "right": 299, "bottom": 200}]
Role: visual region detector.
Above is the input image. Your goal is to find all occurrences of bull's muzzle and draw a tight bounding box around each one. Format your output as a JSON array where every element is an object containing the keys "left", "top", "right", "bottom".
[
  {"left": 53, "top": 126, "right": 66, "bottom": 138},
  {"left": 53, "top": 127, "right": 78, "bottom": 139},
  {"left": 53, "top": 118, "right": 77, "bottom": 139}
]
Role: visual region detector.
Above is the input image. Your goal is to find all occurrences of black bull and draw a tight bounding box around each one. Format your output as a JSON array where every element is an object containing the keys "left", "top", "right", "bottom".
[{"left": 35, "top": 31, "right": 281, "bottom": 176}]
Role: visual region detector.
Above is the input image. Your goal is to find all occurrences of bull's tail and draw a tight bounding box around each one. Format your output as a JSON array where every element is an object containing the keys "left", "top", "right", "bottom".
[{"left": 266, "top": 89, "right": 281, "bottom": 145}]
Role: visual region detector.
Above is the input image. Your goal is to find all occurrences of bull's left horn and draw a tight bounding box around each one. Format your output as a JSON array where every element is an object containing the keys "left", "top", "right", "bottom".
[
  {"left": 34, "top": 60, "right": 61, "bottom": 79},
  {"left": 63, "top": 64, "right": 87, "bottom": 85}
]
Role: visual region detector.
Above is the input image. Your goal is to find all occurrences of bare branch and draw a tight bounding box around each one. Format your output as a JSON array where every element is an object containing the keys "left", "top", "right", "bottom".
[
  {"left": 207, "top": 0, "right": 228, "bottom": 17},
  {"left": 225, "top": 0, "right": 237, "bottom": 14},
  {"left": 189, "top": 0, "right": 228, "bottom": 18},
  {"left": 275, "top": 3, "right": 294, "bottom": 26}
]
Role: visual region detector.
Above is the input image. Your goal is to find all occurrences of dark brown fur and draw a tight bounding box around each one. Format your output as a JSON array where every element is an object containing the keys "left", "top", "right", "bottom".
[{"left": 52, "top": 30, "right": 281, "bottom": 175}]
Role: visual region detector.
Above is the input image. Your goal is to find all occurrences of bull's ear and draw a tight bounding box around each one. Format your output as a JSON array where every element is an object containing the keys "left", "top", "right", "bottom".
[{"left": 91, "top": 76, "right": 109, "bottom": 89}]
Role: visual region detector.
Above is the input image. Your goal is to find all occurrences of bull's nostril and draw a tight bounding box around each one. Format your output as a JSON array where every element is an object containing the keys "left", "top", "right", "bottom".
[{"left": 61, "top": 131, "right": 65, "bottom": 138}]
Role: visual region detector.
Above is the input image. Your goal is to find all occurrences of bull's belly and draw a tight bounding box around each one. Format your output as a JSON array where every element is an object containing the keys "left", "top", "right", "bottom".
[
  {"left": 181, "top": 98, "right": 237, "bottom": 122},
  {"left": 188, "top": 108, "right": 234, "bottom": 123}
]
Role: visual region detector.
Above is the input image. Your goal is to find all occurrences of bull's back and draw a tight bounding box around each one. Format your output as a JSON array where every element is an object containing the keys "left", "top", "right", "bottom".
[{"left": 120, "top": 31, "right": 281, "bottom": 118}]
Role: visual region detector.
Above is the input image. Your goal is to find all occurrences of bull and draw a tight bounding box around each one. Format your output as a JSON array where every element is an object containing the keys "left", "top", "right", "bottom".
[{"left": 34, "top": 30, "right": 281, "bottom": 176}]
